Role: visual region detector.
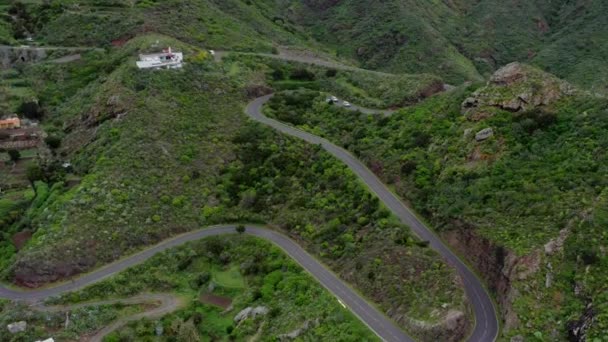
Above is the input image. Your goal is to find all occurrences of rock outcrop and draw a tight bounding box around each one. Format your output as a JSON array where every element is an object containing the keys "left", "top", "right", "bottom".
[
  {"left": 234, "top": 306, "right": 269, "bottom": 323},
  {"left": 443, "top": 226, "right": 541, "bottom": 332},
  {"left": 278, "top": 318, "right": 321, "bottom": 340},
  {"left": 462, "top": 62, "right": 575, "bottom": 117},
  {"left": 567, "top": 304, "right": 595, "bottom": 342},
  {"left": 475, "top": 128, "right": 494, "bottom": 141},
  {"left": 7, "top": 321, "right": 27, "bottom": 334},
  {"left": 0, "top": 46, "right": 47, "bottom": 68}
]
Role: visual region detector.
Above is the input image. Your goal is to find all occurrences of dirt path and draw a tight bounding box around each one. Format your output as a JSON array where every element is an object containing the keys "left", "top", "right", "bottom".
[{"left": 33, "top": 293, "right": 185, "bottom": 342}]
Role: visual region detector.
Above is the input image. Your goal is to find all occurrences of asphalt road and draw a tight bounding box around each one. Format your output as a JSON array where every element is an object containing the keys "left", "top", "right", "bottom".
[
  {"left": 0, "top": 94, "right": 498, "bottom": 342},
  {"left": 246, "top": 95, "right": 499, "bottom": 342},
  {"left": 0, "top": 225, "right": 412, "bottom": 342}
]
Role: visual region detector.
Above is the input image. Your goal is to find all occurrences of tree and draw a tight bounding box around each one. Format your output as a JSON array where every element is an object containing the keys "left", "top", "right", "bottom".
[
  {"left": 236, "top": 224, "right": 246, "bottom": 234},
  {"left": 290, "top": 68, "right": 316, "bottom": 81},
  {"left": 26, "top": 164, "right": 44, "bottom": 194},
  {"left": 7, "top": 149, "right": 20, "bottom": 162},
  {"left": 18, "top": 101, "right": 43, "bottom": 120},
  {"left": 45, "top": 135, "right": 61, "bottom": 149}
]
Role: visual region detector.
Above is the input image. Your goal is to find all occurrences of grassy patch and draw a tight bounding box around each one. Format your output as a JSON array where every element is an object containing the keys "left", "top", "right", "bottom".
[{"left": 212, "top": 265, "right": 245, "bottom": 289}]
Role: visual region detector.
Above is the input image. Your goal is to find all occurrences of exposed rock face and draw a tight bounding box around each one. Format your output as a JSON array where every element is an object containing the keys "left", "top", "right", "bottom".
[
  {"left": 404, "top": 310, "right": 468, "bottom": 342},
  {"left": 244, "top": 84, "right": 272, "bottom": 99},
  {"left": 12, "top": 251, "right": 97, "bottom": 288},
  {"left": 418, "top": 80, "right": 446, "bottom": 99},
  {"left": 475, "top": 128, "right": 494, "bottom": 141},
  {"left": 7, "top": 321, "right": 27, "bottom": 334},
  {"left": 234, "top": 306, "right": 269, "bottom": 323},
  {"left": 278, "top": 318, "right": 321, "bottom": 340},
  {"left": 567, "top": 304, "right": 595, "bottom": 342},
  {"left": 0, "top": 46, "right": 47, "bottom": 69},
  {"left": 462, "top": 62, "right": 575, "bottom": 117},
  {"left": 443, "top": 226, "right": 541, "bottom": 332},
  {"left": 489, "top": 63, "right": 528, "bottom": 86},
  {"left": 544, "top": 228, "right": 569, "bottom": 256},
  {"left": 510, "top": 336, "right": 524, "bottom": 342}
]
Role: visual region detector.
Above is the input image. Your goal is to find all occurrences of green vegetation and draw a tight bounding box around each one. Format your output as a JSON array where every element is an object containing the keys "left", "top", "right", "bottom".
[
  {"left": 3, "top": 1, "right": 607, "bottom": 340},
  {"left": 212, "top": 265, "right": 245, "bottom": 289},
  {"left": 1, "top": 0, "right": 317, "bottom": 51},
  {"left": 48, "top": 236, "right": 379, "bottom": 342},
  {"left": 225, "top": 53, "right": 442, "bottom": 108},
  {"left": 0, "top": 33, "right": 465, "bottom": 340},
  {"left": 265, "top": 73, "right": 608, "bottom": 339},
  {"left": 277, "top": 0, "right": 608, "bottom": 92},
  {"left": 0, "top": 300, "right": 141, "bottom": 342}
]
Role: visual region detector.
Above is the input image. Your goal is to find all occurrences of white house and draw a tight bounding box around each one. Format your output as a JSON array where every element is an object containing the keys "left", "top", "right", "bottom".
[{"left": 136, "top": 47, "right": 183, "bottom": 69}]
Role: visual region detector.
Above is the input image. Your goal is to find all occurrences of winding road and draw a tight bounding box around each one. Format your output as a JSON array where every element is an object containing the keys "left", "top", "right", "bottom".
[
  {"left": 0, "top": 225, "right": 413, "bottom": 341},
  {"left": 0, "top": 48, "right": 499, "bottom": 342},
  {"left": 0, "top": 95, "right": 499, "bottom": 342},
  {"left": 247, "top": 95, "right": 499, "bottom": 342}
]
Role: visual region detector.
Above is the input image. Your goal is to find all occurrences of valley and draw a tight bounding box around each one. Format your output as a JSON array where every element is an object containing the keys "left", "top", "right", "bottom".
[{"left": 0, "top": 1, "right": 606, "bottom": 341}]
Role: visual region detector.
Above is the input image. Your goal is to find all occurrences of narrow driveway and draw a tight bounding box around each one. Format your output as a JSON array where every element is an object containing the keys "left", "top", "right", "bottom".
[
  {"left": 246, "top": 95, "right": 499, "bottom": 342},
  {"left": 34, "top": 293, "right": 185, "bottom": 342}
]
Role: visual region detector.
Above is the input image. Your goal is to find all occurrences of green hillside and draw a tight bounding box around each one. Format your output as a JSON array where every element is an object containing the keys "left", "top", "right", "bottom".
[
  {"left": 2, "top": 0, "right": 316, "bottom": 51},
  {"left": 2, "top": 1, "right": 607, "bottom": 341},
  {"left": 263, "top": 64, "right": 608, "bottom": 339},
  {"left": 0, "top": 22, "right": 465, "bottom": 342},
  {"left": 280, "top": 0, "right": 608, "bottom": 92}
]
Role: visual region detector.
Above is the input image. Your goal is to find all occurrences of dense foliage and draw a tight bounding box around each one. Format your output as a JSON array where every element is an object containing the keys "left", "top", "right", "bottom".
[
  {"left": 278, "top": 0, "right": 608, "bottom": 92},
  {"left": 52, "top": 236, "right": 378, "bottom": 342},
  {"left": 265, "top": 86, "right": 608, "bottom": 339},
  {"left": 0, "top": 36, "right": 465, "bottom": 340},
  {"left": 225, "top": 53, "right": 442, "bottom": 109},
  {"left": 0, "top": 299, "right": 132, "bottom": 342}
]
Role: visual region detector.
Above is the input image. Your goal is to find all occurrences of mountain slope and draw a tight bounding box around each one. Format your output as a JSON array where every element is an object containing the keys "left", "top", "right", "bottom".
[
  {"left": 280, "top": 0, "right": 608, "bottom": 92},
  {"left": 265, "top": 64, "right": 608, "bottom": 340},
  {"left": 0, "top": 29, "right": 468, "bottom": 342}
]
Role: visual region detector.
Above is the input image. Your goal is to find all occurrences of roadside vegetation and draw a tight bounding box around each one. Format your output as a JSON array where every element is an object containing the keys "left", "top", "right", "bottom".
[
  {"left": 264, "top": 75, "right": 608, "bottom": 339},
  {"left": 224, "top": 53, "right": 443, "bottom": 109},
  {"left": 0, "top": 34, "right": 466, "bottom": 340},
  {"left": 41, "top": 236, "right": 378, "bottom": 342},
  {"left": 0, "top": 299, "right": 145, "bottom": 342},
  {"left": 3, "top": 1, "right": 607, "bottom": 340},
  {"left": 278, "top": 0, "right": 608, "bottom": 93}
]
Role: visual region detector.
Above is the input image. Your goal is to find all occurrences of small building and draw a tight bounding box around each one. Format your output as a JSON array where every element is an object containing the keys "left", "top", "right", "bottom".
[
  {"left": 136, "top": 47, "right": 183, "bottom": 69},
  {"left": 0, "top": 117, "right": 21, "bottom": 129}
]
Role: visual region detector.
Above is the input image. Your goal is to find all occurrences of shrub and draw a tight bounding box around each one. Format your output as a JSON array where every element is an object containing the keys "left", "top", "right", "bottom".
[
  {"left": 7, "top": 149, "right": 20, "bottom": 162},
  {"left": 290, "top": 68, "right": 316, "bottom": 81},
  {"left": 18, "top": 101, "right": 43, "bottom": 120},
  {"left": 45, "top": 135, "right": 61, "bottom": 149},
  {"left": 236, "top": 224, "right": 246, "bottom": 234},
  {"left": 26, "top": 164, "right": 43, "bottom": 184}
]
